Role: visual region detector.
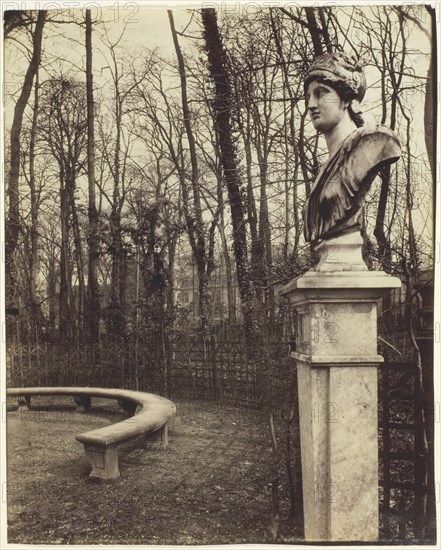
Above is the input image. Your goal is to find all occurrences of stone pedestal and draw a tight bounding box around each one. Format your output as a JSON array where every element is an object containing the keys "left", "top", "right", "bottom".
[{"left": 280, "top": 233, "right": 401, "bottom": 541}]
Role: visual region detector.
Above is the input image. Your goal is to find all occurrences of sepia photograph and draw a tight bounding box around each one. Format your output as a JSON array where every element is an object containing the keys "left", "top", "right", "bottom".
[{"left": 1, "top": 1, "right": 439, "bottom": 546}]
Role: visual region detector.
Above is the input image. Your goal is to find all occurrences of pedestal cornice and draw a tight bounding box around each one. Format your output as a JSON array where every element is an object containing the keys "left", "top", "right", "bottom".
[
  {"left": 291, "top": 351, "right": 384, "bottom": 366},
  {"left": 279, "top": 270, "right": 401, "bottom": 307}
]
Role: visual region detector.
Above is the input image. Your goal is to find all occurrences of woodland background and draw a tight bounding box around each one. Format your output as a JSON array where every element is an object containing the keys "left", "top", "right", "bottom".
[{"left": 3, "top": 4, "right": 437, "bottom": 542}]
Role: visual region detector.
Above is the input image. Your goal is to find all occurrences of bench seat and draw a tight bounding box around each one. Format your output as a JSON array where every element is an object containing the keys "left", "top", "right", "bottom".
[{"left": 7, "top": 387, "right": 176, "bottom": 481}]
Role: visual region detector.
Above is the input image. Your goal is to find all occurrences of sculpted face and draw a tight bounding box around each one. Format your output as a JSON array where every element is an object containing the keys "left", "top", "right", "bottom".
[{"left": 305, "top": 81, "right": 348, "bottom": 134}]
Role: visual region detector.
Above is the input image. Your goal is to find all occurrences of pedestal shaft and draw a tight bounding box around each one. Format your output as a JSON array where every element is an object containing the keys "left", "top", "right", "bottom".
[{"left": 297, "top": 363, "right": 378, "bottom": 541}]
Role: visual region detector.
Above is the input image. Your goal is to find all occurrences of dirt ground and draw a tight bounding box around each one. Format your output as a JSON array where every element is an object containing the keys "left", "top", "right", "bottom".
[{"left": 6, "top": 397, "right": 301, "bottom": 545}]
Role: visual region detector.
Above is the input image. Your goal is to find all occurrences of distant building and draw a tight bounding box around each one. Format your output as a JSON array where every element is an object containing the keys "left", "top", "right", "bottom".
[{"left": 174, "top": 254, "right": 241, "bottom": 322}]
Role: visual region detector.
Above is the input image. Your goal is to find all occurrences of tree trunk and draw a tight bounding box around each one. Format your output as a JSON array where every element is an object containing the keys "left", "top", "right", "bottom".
[
  {"left": 168, "top": 9, "right": 211, "bottom": 336},
  {"left": 424, "top": 51, "right": 435, "bottom": 191},
  {"left": 59, "top": 172, "right": 71, "bottom": 342},
  {"left": 108, "top": 55, "right": 126, "bottom": 338},
  {"left": 239, "top": 119, "right": 263, "bottom": 303},
  {"left": 201, "top": 8, "right": 263, "bottom": 356},
  {"left": 68, "top": 171, "right": 86, "bottom": 339},
  {"left": 305, "top": 7, "right": 324, "bottom": 56},
  {"left": 85, "top": 9, "right": 101, "bottom": 343},
  {"left": 374, "top": 165, "right": 392, "bottom": 270},
  {"left": 217, "top": 173, "right": 236, "bottom": 323},
  {"left": 6, "top": 10, "right": 46, "bottom": 309},
  {"left": 257, "top": 152, "right": 274, "bottom": 319},
  {"left": 28, "top": 70, "right": 41, "bottom": 321},
  {"left": 47, "top": 254, "right": 57, "bottom": 341},
  {"left": 269, "top": 11, "right": 301, "bottom": 258}
]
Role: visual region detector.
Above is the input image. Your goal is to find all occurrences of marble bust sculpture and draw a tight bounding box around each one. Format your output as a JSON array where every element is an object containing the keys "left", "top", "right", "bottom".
[{"left": 302, "top": 52, "right": 401, "bottom": 245}]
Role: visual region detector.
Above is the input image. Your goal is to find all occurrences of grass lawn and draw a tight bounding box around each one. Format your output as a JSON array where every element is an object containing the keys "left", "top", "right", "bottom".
[{"left": 6, "top": 397, "right": 301, "bottom": 545}]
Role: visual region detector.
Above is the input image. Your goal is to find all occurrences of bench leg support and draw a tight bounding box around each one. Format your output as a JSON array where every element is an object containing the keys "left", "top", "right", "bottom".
[
  {"left": 74, "top": 396, "right": 91, "bottom": 413},
  {"left": 117, "top": 399, "right": 137, "bottom": 416},
  {"left": 17, "top": 396, "right": 31, "bottom": 411},
  {"left": 161, "top": 423, "right": 169, "bottom": 449},
  {"left": 83, "top": 444, "right": 120, "bottom": 481}
]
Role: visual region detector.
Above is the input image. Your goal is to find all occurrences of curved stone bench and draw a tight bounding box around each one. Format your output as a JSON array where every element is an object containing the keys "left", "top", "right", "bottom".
[{"left": 7, "top": 387, "right": 176, "bottom": 481}]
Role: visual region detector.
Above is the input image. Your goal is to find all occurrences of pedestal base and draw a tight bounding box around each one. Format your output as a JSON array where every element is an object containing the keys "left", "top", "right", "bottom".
[{"left": 313, "top": 231, "right": 368, "bottom": 272}]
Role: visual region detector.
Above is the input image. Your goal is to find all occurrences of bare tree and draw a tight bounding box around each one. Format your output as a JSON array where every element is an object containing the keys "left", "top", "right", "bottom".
[
  {"left": 98, "top": 31, "right": 140, "bottom": 337},
  {"left": 39, "top": 78, "right": 88, "bottom": 341},
  {"left": 85, "top": 9, "right": 101, "bottom": 342},
  {"left": 201, "top": 8, "right": 264, "bottom": 352},
  {"left": 168, "top": 10, "right": 215, "bottom": 338},
  {"left": 5, "top": 10, "right": 46, "bottom": 312}
]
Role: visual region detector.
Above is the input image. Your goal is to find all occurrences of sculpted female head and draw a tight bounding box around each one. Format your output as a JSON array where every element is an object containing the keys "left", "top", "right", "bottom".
[{"left": 304, "top": 52, "right": 366, "bottom": 129}]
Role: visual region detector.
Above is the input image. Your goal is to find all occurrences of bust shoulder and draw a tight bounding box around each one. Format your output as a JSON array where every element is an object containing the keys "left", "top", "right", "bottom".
[
  {"left": 303, "top": 124, "right": 401, "bottom": 243},
  {"left": 339, "top": 124, "right": 401, "bottom": 186}
]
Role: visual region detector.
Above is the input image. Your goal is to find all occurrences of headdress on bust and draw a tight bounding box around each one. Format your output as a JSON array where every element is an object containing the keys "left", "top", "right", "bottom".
[{"left": 304, "top": 52, "right": 366, "bottom": 127}]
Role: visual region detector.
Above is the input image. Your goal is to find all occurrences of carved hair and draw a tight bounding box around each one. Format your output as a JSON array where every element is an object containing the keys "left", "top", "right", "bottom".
[
  {"left": 304, "top": 52, "right": 366, "bottom": 127},
  {"left": 348, "top": 105, "right": 365, "bottom": 128},
  {"left": 332, "top": 80, "right": 365, "bottom": 128}
]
